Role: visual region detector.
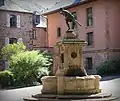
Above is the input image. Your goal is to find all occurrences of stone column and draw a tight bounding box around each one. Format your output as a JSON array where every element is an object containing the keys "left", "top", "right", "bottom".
[
  {"left": 57, "top": 76, "right": 64, "bottom": 94},
  {"left": 94, "top": 75, "right": 101, "bottom": 92}
]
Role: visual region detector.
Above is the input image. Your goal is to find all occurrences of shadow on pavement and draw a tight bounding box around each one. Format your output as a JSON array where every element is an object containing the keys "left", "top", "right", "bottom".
[{"left": 101, "top": 75, "right": 120, "bottom": 81}]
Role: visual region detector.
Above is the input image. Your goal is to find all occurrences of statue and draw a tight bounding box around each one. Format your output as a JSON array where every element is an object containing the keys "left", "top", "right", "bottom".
[{"left": 59, "top": 8, "right": 81, "bottom": 31}]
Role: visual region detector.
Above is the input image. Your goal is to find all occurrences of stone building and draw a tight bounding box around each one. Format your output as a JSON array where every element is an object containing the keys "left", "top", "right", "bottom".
[
  {"left": 43, "top": 0, "right": 120, "bottom": 74},
  {"left": 0, "top": 0, "right": 47, "bottom": 70}
]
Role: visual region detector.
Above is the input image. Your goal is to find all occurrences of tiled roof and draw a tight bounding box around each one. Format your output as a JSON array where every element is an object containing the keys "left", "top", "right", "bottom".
[
  {"left": 43, "top": 0, "right": 74, "bottom": 14},
  {"left": 0, "top": 0, "right": 46, "bottom": 13},
  {"left": 43, "top": 0, "right": 96, "bottom": 15}
]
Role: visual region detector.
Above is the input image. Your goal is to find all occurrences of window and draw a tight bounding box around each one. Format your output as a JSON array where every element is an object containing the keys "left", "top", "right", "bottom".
[
  {"left": 86, "top": 7, "right": 93, "bottom": 26},
  {"left": 10, "top": 15, "right": 17, "bottom": 27},
  {"left": 57, "top": 27, "right": 61, "bottom": 37},
  {"left": 9, "top": 38, "right": 17, "bottom": 44},
  {"left": 86, "top": 58, "right": 92, "bottom": 69},
  {"left": 87, "top": 32, "right": 93, "bottom": 46},
  {"left": 72, "top": 12, "right": 77, "bottom": 29},
  {"left": 0, "top": 0, "right": 4, "bottom": 6},
  {"left": 35, "top": 15, "right": 40, "bottom": 24},
  {"left": 30, "top": 30, "right": 36, "bottom": 39},
  {"left": 33, "top": 14, "right": 40, "bottom": 26}
]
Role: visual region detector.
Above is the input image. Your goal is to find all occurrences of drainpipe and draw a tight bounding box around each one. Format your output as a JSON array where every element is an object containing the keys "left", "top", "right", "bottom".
[{"left": 105, "top": 1, "right": 110, "bottom": 60}]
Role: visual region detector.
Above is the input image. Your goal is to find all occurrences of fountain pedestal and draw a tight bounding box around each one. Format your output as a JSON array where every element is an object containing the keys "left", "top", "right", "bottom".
[{"left": 41, "top": 75, "right": 101, "bottom": 95}]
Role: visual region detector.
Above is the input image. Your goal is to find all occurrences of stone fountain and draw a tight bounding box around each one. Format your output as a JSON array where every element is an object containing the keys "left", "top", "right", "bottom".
[
  {"left": 41, "top": 30, "right": 101, "bottom": 95},
  {"left": 24, "top": 8, "right": 119, "bottom": 101},
  {"left": 41, "top": 8, "right": 101, "bottom": 95}
]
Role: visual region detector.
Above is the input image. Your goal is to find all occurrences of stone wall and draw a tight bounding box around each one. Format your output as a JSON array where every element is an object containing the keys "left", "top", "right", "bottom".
[
  {"left": 83, "top": 49, "right": 120, "bottom": 74},
  {"left": 0, "top": 10, "right": 33, "bottom": 49}
]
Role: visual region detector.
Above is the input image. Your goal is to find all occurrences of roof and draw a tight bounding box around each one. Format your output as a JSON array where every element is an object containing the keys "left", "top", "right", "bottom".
[
  {"left": 0, "top": 0, "right": 46, "bottom": 14},
  {"left": 43, "top": 0, "right": 74, "bottom": 15},
  {"left": 42, "top": 0, "right": 97, "bottom": 15}
]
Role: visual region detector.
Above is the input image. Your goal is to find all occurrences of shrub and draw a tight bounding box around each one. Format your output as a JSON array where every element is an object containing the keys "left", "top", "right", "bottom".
[
  {"left": 1, "top": 42, "right": 26, "bottom": 60},
  {"left": 10, "top": 50, "right": 51, "bottom": 86},
  {"left": 96, "top": 59, "right": 120, "bottom": 76},
  {"left": 0, "top": 70, "right": 14, "bottom": 88},
  {"left": 41, "top": 50, "right": 53, "bottom": 71}
]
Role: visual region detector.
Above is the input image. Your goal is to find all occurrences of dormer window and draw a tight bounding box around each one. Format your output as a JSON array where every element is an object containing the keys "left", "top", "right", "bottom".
[
  {"left": 0, "top": 0, "right": 4, "bottom": 6},
  {"left": 35, "top": 15, "right": 40, "bottom": 24},
  {"left": 33, "top": 13, "right": 40, "bottom": 26}
]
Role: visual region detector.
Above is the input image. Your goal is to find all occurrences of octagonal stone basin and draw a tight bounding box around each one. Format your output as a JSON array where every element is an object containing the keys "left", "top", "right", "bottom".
[{"left": 41, "top": 75, "right": 101, "bottom": 94}]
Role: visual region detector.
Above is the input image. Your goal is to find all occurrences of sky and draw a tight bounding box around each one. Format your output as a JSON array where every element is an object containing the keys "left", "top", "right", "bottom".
[
  {"left": 0, "top": 0, "right": 75, "bottom": 13},
  {"left": 33, "top": 0, "right": 60, "bottom": 8},
  {"left": 32, "top": 0, "right": 75, "bottom": 8}
]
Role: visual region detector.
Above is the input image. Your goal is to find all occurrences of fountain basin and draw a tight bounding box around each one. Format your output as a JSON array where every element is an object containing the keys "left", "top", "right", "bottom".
[{"left": 41, "top": 75, "right": 101, "bottom": 94}]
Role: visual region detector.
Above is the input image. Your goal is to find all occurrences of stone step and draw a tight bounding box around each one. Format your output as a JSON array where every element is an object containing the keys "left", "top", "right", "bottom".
[
  {"left": 23, "top": 97, "right": 39, "bottom": 101},
  {"left": 32, "top": 93, "right": 112, "bottom": 99},
  {"left": 23, "top": 96, "right": 119, "bottom": 101}
]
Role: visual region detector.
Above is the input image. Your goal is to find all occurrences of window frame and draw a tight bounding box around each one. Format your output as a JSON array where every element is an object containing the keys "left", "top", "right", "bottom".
[
  {"left": 9, "top": 38, "right": 17, "bottom": 44},
  {"left": 32, "top": 29, "right": 37, "bottom": 39},
  {"left": 10, "top": 14, "right": 17, "bottom": 27},
  {"left": 87, "top": 32, "right": 93, "bottom": 46},
  {"left": 86, "top": 57, "right": 93, "bottom": 69},
  {"left": 86, "top": 7, "right": 93, "bottom": 26}
]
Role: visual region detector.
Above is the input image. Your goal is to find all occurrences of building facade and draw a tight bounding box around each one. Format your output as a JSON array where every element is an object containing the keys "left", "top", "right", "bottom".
[
  {"left": 43, "top": 0, "right": 120, "bottom": 74},
  {"left": 0, "top": 0, "right": 47, "bottom": 70}
]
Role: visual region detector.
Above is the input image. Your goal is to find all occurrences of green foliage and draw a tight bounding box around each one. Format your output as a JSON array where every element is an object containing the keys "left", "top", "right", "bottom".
[
  {"left": 0, "top": 70, "right": 14, "bottom": 88},
  {"left": 41, "top": 50, "right": 53, "bottom": 71},
  {"left": 10, "top": 50, "right": 51, "bottom": 86},
  {"left": 96, "top": 58, "right": 120, "bottom": 76},
  {"left": 1, "top": 42, "right": 26, "bottom": 60},
  {"left": 0, "top": 43, "right": 52, "bottom": 88}
]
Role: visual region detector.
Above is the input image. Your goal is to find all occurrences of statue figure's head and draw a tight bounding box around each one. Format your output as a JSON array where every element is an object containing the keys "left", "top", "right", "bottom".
[{"left": 59, "top": 8, "right": 64, "bottom": 14}]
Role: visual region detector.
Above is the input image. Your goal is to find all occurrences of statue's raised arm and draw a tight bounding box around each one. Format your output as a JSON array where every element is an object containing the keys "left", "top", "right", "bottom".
[{"left": 59, "top": 8, "right": 81, "bottom": 31}]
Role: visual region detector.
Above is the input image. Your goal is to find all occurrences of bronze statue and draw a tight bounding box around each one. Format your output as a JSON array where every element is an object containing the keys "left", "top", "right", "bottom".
[{"left": 59, "top": 8, "right": 81, "bottom": 31}]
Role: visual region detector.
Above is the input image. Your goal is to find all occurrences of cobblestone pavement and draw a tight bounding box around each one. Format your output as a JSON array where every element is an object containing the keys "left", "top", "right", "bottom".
[{"left": 0, "top": 76, "right": 120, "bottom": 101}]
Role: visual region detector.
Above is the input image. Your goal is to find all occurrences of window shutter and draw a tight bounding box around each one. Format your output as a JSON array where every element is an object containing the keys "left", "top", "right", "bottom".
[
  {"left": 18, "top": 38, "right": 23, "bottom": 43},
  {"left": 5, "top": 37, "right": 9, "bottom": 45},
  {"left": 7, "top": 14, "right": 10, "bottom": 27},
  {"left": 17, "top": 15, "right": 20, "bottom": 28}
]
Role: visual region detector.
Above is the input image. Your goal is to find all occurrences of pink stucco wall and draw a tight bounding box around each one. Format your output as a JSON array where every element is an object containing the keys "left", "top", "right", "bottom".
[
  {"left": 47, "top": 0, "right": 120, "bottom": 51},
  {"left": 105, "top": 0, "right": 120, "bottom": 49}
]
